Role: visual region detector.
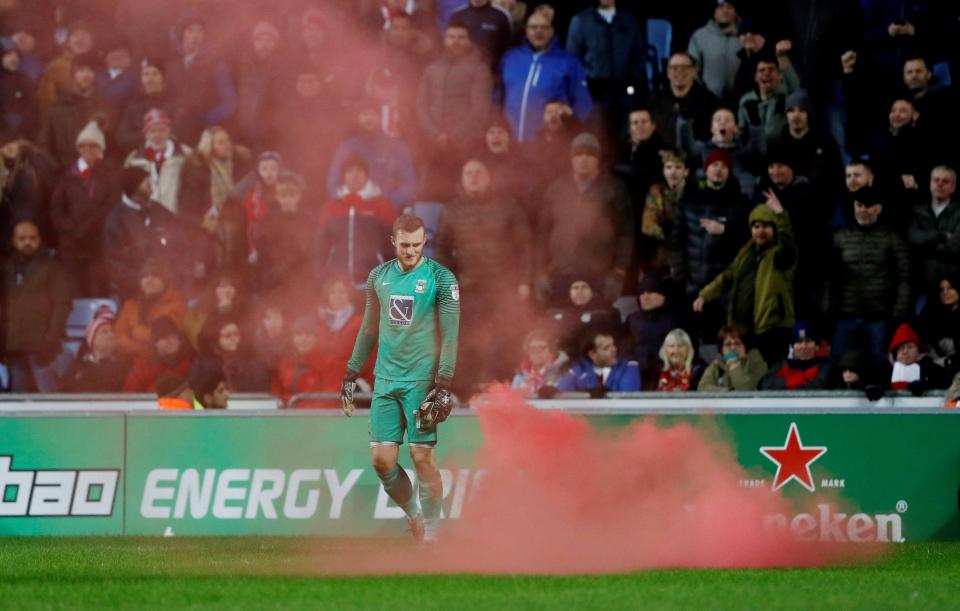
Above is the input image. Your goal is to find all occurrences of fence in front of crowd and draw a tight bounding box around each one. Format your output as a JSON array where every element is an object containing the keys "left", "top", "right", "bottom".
[{"left": 0, "top": 392, "right": 956, "bottom": 541}]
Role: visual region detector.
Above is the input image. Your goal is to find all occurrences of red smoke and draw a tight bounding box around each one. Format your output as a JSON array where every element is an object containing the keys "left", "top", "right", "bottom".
[{"left": 310, "top": 387, "right": 883, "bottom": 575}]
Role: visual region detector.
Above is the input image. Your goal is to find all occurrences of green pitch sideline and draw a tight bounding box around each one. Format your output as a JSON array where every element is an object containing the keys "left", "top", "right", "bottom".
[{"left": 340, "top": 213, "right": 460, "bottom": 543}]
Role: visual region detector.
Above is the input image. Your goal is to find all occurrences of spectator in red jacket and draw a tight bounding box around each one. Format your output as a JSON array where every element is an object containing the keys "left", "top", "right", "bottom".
[
  {"left": 272, "top": 316, "right": 338, "bottom": 407},
  {"left": 123, "top": 315, "right": 195, "bottom": 392},
  {"left": 760, "top": 321, "right": 833, "bottom": 391},
  {"left": 316, "top": 154, "right": 396, "bottom": 288}
]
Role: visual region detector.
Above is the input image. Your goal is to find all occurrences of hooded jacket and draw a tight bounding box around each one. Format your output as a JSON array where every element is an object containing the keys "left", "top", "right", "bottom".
[
  {"left": 687, "top": 19, "right": 742, "bottom": 101},
  {"left": 699, "top": 205, "right": 797, "bottom": 334}
]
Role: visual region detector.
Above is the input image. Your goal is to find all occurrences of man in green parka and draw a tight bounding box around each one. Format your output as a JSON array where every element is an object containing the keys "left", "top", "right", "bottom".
[{"left": 693, "top": 193, "right": 796, "bottom": 364}]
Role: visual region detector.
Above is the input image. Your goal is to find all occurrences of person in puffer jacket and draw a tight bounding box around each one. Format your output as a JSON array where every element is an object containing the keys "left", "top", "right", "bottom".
[
  {"left": 672, "top": 148, "right": 751, "bottom": 300},
  {"left": 316, "top": 154, "right": 397, "bottom": 288}
]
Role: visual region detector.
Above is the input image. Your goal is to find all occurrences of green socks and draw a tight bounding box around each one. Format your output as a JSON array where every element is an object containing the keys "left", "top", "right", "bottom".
[{"left": 379, "top": 465, "right": 419, "bottom": 518}]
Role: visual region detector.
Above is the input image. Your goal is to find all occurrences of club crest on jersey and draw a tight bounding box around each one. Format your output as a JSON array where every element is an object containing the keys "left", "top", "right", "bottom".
[
  {"left": 451, "top": 284, "right": 460, "bottom": 301},
  {"left": 389, "top": 295, "right": 414, "bottom": 326},
  {"left": 415, "top": 279, "right": 426, "bottom": 294}
]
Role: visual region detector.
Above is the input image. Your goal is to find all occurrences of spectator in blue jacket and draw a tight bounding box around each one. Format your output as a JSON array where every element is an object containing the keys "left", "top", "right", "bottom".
[
  {"left": 557, "top": 330, "right": 641, "bottom": 395},
  {"left": 501, "top": 11, "right": 592, "bottom": 142}
]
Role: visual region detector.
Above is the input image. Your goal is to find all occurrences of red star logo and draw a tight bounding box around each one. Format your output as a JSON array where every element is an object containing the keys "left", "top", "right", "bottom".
[{"left": 760, "top": 422, "right": 827, "bottom": 492}]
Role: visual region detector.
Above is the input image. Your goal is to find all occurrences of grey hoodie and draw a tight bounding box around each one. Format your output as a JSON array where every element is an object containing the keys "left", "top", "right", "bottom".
[{"left": 687, "top": 19, "right": 742, "bottom": 101}]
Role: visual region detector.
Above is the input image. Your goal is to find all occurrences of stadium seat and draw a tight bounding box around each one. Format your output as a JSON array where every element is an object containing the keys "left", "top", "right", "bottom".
[
  {"left": 65, "top": 298, "right": 118, "bottom": 340},
  {"left": 932, "top": 62, "right": 952, "bottom": 87},
  {"left": 646, "top": 18, "right": 673, "bottom": 91},
  {"left": 410, "top": 201, "right": 444, "bottom": 258}
]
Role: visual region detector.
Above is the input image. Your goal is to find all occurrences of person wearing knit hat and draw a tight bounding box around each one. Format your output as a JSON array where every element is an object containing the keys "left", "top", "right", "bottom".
[
  {"left": 61, "top": 307, "right": 132, "bottom": 393},
  {"left": 703, "top": 147, "right": 733, "bottom": 173},
  {"left": 536, "top": 123, "right": 633, "bottom": 304},
  {"left": 759, "top": 319, "right": 832, "bottom": 391},
  {"left": 113, "top": 58, "right": 170, "bottom": 153},
  {"left": 694, "top": 194, "right": 796, "bottom": 366},
  {"left": 570, "top": 132, "right": 601, "bottom": 158},
  {"left": 785, "top": 89, "right": 811, "bottom": 114},
  {"left": 85, "top": 307, "right": 116, "bottom": 349},
  {"left": 49, "top": 115, "right": 117, "bottom": 296},
  {"left": 625, "top": 271, "right": 682, "bottom": 374},
  {"left": 888, "top": 322, "right": 947, "bottom": 394},
  {"left": 124, "top": 106, "right": 192, "bottom": 215},
  {"left": 75, "top": 120, "right": 105, "bottom": 153}
]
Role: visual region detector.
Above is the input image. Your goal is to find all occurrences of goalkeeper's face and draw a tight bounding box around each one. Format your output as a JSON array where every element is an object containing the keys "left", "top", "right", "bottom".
[{"left": 391, "top": 227, "right": 426, "bottom": 270}]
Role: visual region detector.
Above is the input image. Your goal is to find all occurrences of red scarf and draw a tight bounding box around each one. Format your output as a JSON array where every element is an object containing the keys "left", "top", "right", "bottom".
[{"left": 657, "top": 369, "right": 691, "bottom": 392}]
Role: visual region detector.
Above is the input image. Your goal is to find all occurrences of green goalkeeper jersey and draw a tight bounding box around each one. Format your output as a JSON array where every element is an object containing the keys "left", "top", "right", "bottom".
[{"left": 347, "top": 257, "right": 460, "bottom": 383}]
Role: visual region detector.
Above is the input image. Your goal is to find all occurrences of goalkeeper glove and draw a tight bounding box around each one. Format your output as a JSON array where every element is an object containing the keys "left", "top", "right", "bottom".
[
  {"left": 341, "top": 371, "right": 358, "bottom": 417},
  {"left": 416, "top": 380, "right": 454, "bottom": 431}
]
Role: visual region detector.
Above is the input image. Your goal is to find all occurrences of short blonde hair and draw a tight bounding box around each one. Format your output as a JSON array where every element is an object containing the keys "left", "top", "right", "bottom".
[{"left": 659, "top": 328, "right": 694, "bottom": 372}]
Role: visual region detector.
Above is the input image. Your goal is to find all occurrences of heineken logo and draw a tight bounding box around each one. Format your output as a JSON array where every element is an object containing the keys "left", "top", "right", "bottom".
[{"left": 760, "top": 422, "right": 827, "bottom": 492}]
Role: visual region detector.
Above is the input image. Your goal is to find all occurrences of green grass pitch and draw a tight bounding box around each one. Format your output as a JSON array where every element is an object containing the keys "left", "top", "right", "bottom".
[{"left": 0, "top": 538, "right": 957, "bottom": 610}]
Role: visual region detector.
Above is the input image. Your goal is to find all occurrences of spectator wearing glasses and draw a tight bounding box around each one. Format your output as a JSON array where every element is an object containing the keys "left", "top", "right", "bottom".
[{"left": 648, "top": 52, "right": 720, "bottom": 149}]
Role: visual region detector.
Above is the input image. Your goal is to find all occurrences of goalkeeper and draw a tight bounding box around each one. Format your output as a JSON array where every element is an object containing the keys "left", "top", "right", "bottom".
[{"left": 341, "top": 214, "right": 460, "bottom": 542}]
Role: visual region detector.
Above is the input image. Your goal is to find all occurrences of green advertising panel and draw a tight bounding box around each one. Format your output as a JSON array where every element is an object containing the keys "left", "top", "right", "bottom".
[
  {"left": 1, "top": 411, "right": 958, "bottom": 541},
  {"left": 0, "top": 416, "right": 124, "bottom": 535},
  {"left": 124, "top": 414, "right": 487, "bottom": 536}
]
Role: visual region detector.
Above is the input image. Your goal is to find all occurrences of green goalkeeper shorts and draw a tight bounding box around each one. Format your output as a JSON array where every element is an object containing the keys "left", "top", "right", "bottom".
[{"left": 369, "top": 379, "right": 437, "bottom": 447}]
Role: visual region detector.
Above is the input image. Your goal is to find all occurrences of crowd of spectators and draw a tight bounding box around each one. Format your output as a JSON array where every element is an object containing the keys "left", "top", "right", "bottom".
[{"left": 1, "top": 0, "right": 959, "bottom": 405}]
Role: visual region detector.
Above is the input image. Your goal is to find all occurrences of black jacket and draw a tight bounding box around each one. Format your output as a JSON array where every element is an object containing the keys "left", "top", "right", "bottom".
[
  {"left": 673, "top": 179, "right": 750, "bottom": 293},
  {"left": 827, "top": 221, "right": 911, "bottom": 319}
]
